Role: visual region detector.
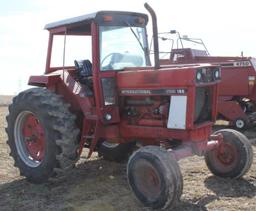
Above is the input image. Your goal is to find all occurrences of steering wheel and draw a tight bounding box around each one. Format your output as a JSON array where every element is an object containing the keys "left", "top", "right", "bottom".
[{"left": 101, "top": 53, "right": 123, "bottom": 70}]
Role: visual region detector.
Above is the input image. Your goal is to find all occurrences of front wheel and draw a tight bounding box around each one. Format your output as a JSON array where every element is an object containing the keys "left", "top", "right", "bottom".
[
  {"left": 205, "top": 129, "right": 253, "bottom": 179},
  {"left": 127, "top": 146, "right": 183, "bottom": 210}
]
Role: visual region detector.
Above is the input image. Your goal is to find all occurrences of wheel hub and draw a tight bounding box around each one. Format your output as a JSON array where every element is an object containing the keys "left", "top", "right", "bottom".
[
  {"left": 217, "top": 143, "right": 236, "bottom": 165},
  {"left": 14, "top": 111, "right": 46, "bottom": 167},
  {"left": 22, "top": 114, "right": 45, "bottom": 161},
  {"left": 133, "top": 159, "right": 161, "bottom": 200},
  {"left": 235, "top": 119, "right": 245, "bottom": 129}
]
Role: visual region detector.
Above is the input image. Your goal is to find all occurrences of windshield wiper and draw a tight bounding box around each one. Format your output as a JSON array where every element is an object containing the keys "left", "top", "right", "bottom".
[
  {"left": 125, "top": 21, "right": 145, "bottom": 50},
  {"left": 124, "top": 21, "right": 151, "bottom": 65}
]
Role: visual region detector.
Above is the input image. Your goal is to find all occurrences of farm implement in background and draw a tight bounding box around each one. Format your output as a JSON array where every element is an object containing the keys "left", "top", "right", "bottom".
[{"left": 158, "top": 30, "right": 256, "bottom": 131}]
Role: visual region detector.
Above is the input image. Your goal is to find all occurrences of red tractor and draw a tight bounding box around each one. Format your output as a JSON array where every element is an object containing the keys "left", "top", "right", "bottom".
[
  {"left": 5, "top": 4, "right": 253, "bottom": 210},
  {"left": 159, "top": 30, "right": 256, "bottom": 130}
]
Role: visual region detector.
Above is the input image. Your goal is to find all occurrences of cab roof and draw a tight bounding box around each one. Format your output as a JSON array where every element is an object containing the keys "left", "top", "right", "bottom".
[{"left": 44, "top": 11, "right": 148, "bottom": 30}]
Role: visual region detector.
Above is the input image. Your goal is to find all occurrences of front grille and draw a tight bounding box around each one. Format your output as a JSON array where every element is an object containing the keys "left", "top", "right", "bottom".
[{"left": 194, "top": 87, "right": 212, "bottom": 124}]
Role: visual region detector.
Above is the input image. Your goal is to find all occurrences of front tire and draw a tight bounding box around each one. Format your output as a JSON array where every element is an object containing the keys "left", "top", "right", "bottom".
[
  {"left": 127, "top": 146, "right": 183, "bottom": 210},
  {"left": 6, "top": 88, "right": 80, "bottom": 183},
  {"left": 205, "top": 129, "right": 253, "bottom": 179}
]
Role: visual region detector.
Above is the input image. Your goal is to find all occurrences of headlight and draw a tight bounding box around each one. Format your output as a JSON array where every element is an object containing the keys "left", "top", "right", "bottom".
[
  {"left": 196, "top": 67, "right": 221, "bottom": 83},
  {"left": 196, "top": 71, "right": 202, "bottom": 81},
  {"left": 213, "top": 67, "right": 221, "bottom": 80},
  {"left": 196, "top": 68, "right": 206, "bottom": 82},
  {"left": 105, "top": 113, "right": 112, "bottom": 121}
]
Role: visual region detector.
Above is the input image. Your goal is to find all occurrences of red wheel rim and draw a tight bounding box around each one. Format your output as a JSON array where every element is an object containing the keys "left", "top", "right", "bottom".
[
  {"left": 216, "top": 142, "right": 237, "bottom": 166},
  {"left": 22, "top": 113, "right": 46, "bottom": 162},
  {"left": 133, "top": 159, "right": 161, "bottom": 200}
]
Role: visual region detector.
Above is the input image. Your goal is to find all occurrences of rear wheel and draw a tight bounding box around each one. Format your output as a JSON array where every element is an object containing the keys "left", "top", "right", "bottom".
[
  {"left": 205, "top": 129, "right": 253, "bottom": 179},
  {"left": 127, "top": 146, "right": 183, "bottom": 210},
  {"left": 98, "top": 140, "right": 135, "bottom": 162},
  {"left": 6, "top": 88, "right": 80, "bottom": 183}
]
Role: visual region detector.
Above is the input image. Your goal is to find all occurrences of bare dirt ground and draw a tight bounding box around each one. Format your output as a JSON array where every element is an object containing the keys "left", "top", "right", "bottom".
[
  {"left": 0, "top": 96, "right": 13, "bottom": 107},
  {"left": 0, "top": 98, "right": 255, "bottom": 211}
]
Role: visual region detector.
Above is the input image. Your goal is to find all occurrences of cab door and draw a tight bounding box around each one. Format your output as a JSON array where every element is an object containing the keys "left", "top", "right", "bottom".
[{"left": 91, "top": 22, "right": 120, "bottom": 124}]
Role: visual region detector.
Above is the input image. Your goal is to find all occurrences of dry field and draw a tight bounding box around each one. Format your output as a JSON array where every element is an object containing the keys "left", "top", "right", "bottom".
[
  {"left": 0, "top": 97, "right": 255, "bottom": 211},
  {"left": 0, "top": 96, "right": 12, "bottom": 107}
]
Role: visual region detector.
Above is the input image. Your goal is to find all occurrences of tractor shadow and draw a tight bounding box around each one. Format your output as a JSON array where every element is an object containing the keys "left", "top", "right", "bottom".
[
  {"left": 173, "top": 175, "right": 256, "bottom": 211},
  {"left": 1, "top": 157, "right": 255, "bottom": 211},
  {"left": 0, "top": 157, "right": 212, "bottom": 211},
  {"left": 174, "top": 194, "right": 219, "bottom": 211},
  {"left": 0, "top": 158, "right": 131, "bottom": 211},
  {"left": 204, "top": 176, "right": 256, "bottom": 198}
]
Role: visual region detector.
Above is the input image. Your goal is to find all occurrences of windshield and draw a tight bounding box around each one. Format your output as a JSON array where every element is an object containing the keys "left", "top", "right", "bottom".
[{"left": 99, "top": 26, "right": 149, "bottom": 71}]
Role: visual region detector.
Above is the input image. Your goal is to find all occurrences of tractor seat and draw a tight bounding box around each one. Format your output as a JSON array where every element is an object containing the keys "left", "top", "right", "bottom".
[
  {"left": 74, "top": 59, "right": 92, "bottom": 77},
  {"left": 74, "top": 59, "right": 93, "bottom": 96}
]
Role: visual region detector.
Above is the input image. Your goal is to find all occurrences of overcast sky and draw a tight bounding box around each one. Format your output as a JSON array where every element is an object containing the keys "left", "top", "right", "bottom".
[{"left": 0, "top": 0, "right": 255, "bottom": 95}]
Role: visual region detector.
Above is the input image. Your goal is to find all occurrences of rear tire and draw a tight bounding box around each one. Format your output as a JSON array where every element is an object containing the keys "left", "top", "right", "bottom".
[
  {"left": 6, "top": 88, "right": 80, "bottom": 183},
  {"left": 205, "top": 129, "right": 253, "bottom": 179},
  {"left": 98, "top": 141, "right": 135, "bottom": 162},
  {"left": 127, "top": 146, "right": 183, "bottom": 210}
]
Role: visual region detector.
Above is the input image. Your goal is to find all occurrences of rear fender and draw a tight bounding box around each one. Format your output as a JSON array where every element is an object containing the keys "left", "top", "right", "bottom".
[
  {"left": 29, "top": 71, "right": 97, "bottom": 157},
  {"left": 28, "top": 71, "right": 94, "bottom": 115},
  {"left": 28, "top": 75, "right": 60, "bottom": 88}
]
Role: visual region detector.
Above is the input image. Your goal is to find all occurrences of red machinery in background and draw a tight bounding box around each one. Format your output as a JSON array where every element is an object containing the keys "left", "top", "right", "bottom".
[{"left": 158, "top": 30, "right": 256, "bottom": 130}]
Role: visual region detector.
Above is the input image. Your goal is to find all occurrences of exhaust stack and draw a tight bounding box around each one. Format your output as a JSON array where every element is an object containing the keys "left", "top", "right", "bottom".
[{"left": 144, "top": 3, "right": 160, "bottom": 69}]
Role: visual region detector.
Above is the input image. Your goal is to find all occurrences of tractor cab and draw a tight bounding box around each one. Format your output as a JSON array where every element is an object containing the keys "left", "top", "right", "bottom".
[
  {"left": 29, "top": 11, "right": 151, "bottom": 124},
  {"left": 44, "top": 11, "right": 150, "bottom": 72}
]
